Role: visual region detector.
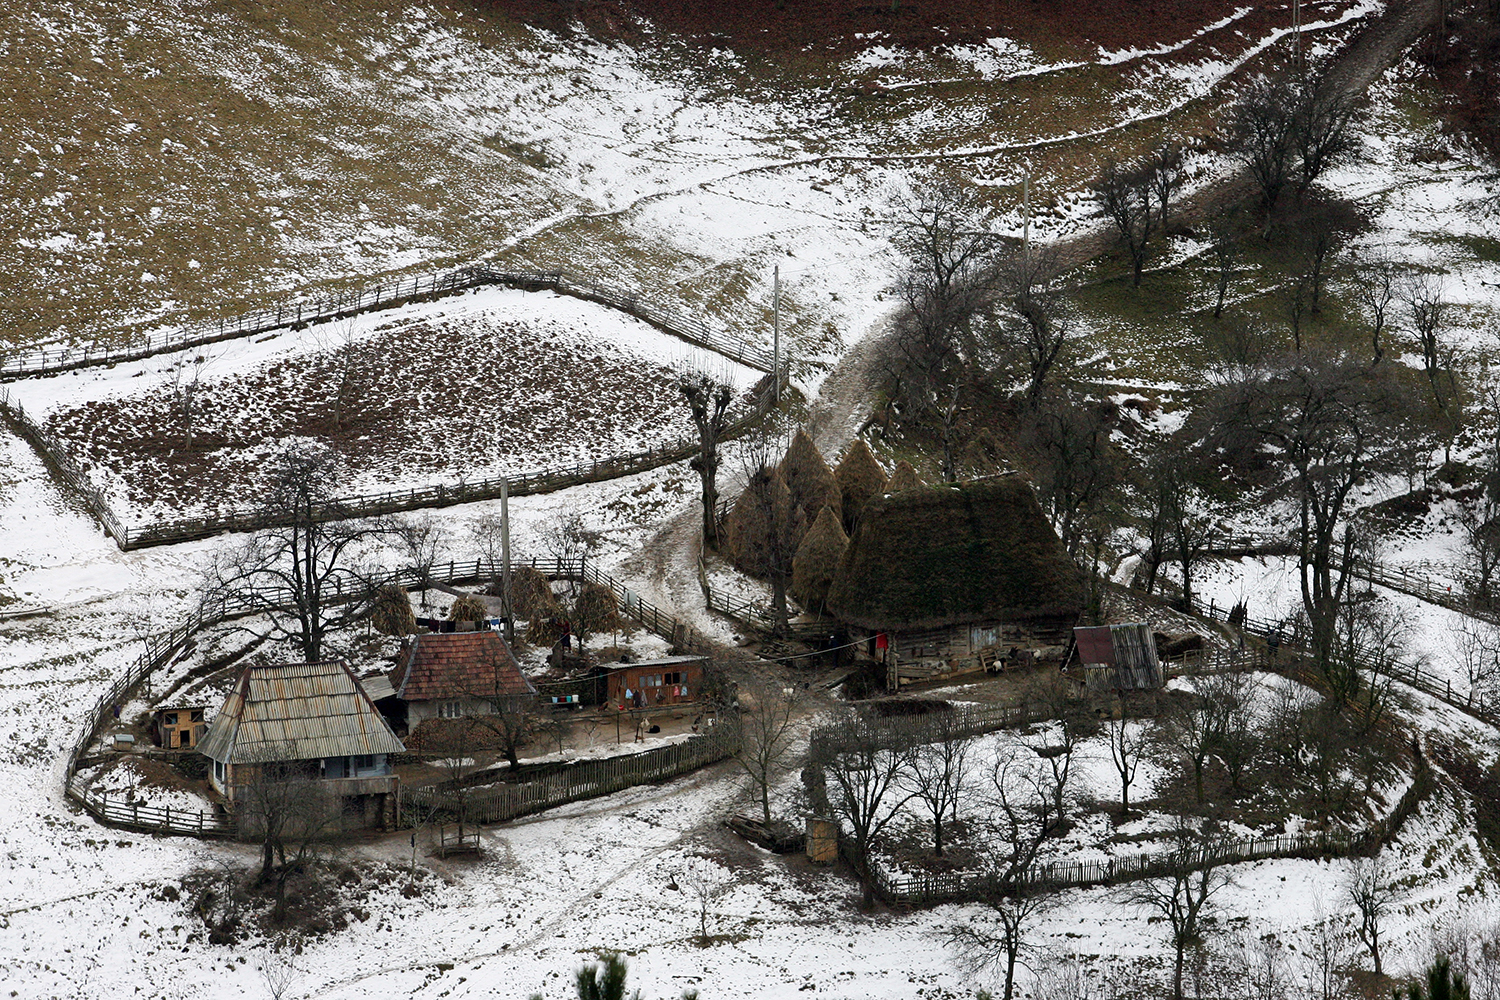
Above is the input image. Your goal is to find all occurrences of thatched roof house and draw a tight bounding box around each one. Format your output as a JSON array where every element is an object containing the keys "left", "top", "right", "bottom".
[{"left": 826, "top": 475, "right": 1084, "bottom": 688}]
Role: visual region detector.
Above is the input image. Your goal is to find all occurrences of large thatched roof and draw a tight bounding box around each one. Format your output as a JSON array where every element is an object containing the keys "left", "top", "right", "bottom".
[{"left": 826, "top": 475, "right": 1083, "bottom": 631}]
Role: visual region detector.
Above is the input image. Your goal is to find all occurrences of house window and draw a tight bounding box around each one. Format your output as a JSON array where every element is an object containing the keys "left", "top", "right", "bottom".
[
  {"left": 354, "top": 754, "right": 375, "bottom": 771},
  {"left": 438, "top": 700, "right": 464, "bottom": 719},
  {"left": 190, "top": 710, "right": 204, "bottom": 722},
  {"left": 214, "top": 758, "right": 225, "bottom": 784},
  {"left": 164, "top": 712, "right": 178, "bottom": 727}
]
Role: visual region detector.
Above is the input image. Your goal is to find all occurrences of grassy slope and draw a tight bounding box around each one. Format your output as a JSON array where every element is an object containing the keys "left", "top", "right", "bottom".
[{"left": 3, "top": 0, "right": 1369, "bottom": 362}]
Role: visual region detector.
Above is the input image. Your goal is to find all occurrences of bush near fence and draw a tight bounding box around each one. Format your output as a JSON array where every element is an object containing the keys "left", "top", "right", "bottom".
[{"left": 59, "top": 558, "right": 710, "bottom": 839}]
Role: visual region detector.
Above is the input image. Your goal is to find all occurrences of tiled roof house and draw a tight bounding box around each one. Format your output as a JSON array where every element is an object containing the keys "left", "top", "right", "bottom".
[{"left": 390, "top": 630, "right": 536, "bottom": 725}]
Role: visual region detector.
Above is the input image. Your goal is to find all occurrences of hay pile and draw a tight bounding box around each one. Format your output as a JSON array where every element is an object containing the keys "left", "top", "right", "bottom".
[
  {"left": 833, "top": 439, "right": 887, "bottom": 533},
  {"left": 510, "top": 566, "right": 562, "bottom": 621},
  {"left": 884, "top": 460, "right": 924, "bottom": 494},
  {"left": 724, "top": 465, "right": 797, "bottom": 578},
  {"left": 791, "top": 506, "right": 849, "bottom": 614},
  {"left": 370, "top": 585, "right": 416, "bottom": 636},
  {"left": 827, "top": 476, "right": 1084, "bottom": 630},
  {"left": 778, "top": 428, "right": 842, "bottom": 547},
  {"left": 447, "top": 594, "right": 489, "bottom": 623},
  {"left": 574, "top": 581, "right": 625, "bottom": 641}
]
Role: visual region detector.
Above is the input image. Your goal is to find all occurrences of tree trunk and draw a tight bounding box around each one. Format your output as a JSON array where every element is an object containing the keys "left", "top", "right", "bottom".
[
  {"left": 933, "top": 817, "right": 944, "bottom": 857},
  {"left": 1172, "top": 940, "right": 1187, "bottom": 1000}
]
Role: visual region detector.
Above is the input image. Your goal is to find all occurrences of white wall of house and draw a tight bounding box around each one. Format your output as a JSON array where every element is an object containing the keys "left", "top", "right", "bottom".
[{"left": 407, "top": 696, "right": 495, "bottom": 725}]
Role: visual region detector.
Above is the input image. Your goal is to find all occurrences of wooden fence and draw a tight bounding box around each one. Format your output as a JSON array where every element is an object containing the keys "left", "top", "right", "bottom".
[
  {"left": 400, "top": 726, "right": 740, "bottom": 827},
  {"left": 58, "top": 557, "right": 710, "bottom": 838},
  {"left": 0, "top": 265, "right": 776, "bottom": 381},
  {"left": 3, "top": 364, "right": 778, "bottom": 552}
]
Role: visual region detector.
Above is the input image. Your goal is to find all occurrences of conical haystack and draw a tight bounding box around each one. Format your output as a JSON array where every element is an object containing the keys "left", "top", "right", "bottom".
[
  {"left": 885, "top": 460, "right": 924, "bottom": 494},
  {"left": 574, "top": 581, "right": 625, "bottom": 641},
  {"left": 370, "top": 584, "right": 416, "bottom": 636},
  {"left": 834, "top": 439, "right": 887, "bottom": 533},
  {"left": 725, "top": 466, "right": 797, "bottom": 579},
  {"left": 778, "top": 428, "right": 842, "bottom": 547},
  {"left": 447, "top": 594, "right": 488, "bottom": 623},
  {"left": 509, "top": 565, "right": 562, "bottom": 621},
  {"left": 792, "top": 506, "right": 850, "bottom": 614}
]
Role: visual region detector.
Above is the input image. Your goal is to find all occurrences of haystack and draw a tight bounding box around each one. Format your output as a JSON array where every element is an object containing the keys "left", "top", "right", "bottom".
[
  {"left": 509, "top": 565, "right": 561, "bottom": 621},
  {"left": 827, "top": 476, "right": 1084, "bottom": 631},
  {"left": 447, "top": 594, "right": 489, "bottom": 623},
  {"left": 574, "top": 581, "right": 626, "bottom": 641},
  {"left": 884, "top": 460, "right": 924, "bottom": 494},
  {"left": 370, "top": 584, "right": 416, "bottom": 636},
  {"left": 778, "top": 428, "right": 842, "bottom": 547},
  {"left": 792, "top": 506, "right": 849, "bottom": 615},
  {"left": 833, "top": 439, "right": 887, "bottom": 533},
  {"left": 724, "top": 466, "right": 797, "bottom": 579}
]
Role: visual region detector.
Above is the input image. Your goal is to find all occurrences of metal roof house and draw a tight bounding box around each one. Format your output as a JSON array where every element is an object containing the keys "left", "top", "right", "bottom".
[{"left": 199, "top": 660, "right": 406, "bottom": 830}]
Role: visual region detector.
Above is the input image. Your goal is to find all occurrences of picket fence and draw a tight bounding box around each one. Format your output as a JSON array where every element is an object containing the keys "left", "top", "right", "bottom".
[
  {"left": 60, "top": 557, "right": 710, "bottom": 839},
  {"left": 0, "top": 264, "right": 775, "bottom": 380},
  {"left": 401, "top": 726, "right": 740, "bottom": 827}
]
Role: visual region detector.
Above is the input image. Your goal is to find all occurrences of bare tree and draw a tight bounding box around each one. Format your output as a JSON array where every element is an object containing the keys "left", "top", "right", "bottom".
[
  {"left": 204, "top": 442, "right": 392, "bottom": 663},
  {"left": 397, "top": 514, "right": 445, "bottom": 614},
  {"left": 1402, "top": 269, "right": 1461, "bottom": 459},
  {"left": 1352, "top": 254, "right": 1399, "bottom": 365},
  {"left": 1022, "top": 391, "right": 1124, "bottom": 557},
  {"left": 730, "top": 679, "right": 800, "bottom": 826},
  {"left": 1303, "top": 894, "right": 1353, "bottom": 1000},
  {"left": 1165, "top": 684, "right": 1228, "bottom": 804},
  {"left": 1207, "top": 210, "right": 1240, "bottom": 320},
  {"left": 1230, "top": 75, "right": 1298, "bottom": 215},
  {"left": 234, "top": 744, "right": 343, "bottom": 924},
  {"left": 1000, "top": 248, "right": 1073, "bottom": 401},
  {"left": 1345, "top": 854, "right": 1397, "bottom": 976},
  {"left": 1095, "top": 157, "right": 1160, "bottom": 288},
  {"left": 1149, "top": 144, "right": 1186, "bottom": 231},
  {"left": 167, "top": 350, "right": 215, "bottom": 450},
  {"left": 949, "top": 886, "right": 1052, "bottom": 1000},
  {"left": 316, "top": 318, "right": 365, "bottom": 434},
  {"left": 1123, "top": 819, "right": 1236, "bottom": 1000},
  {"left": 261, "top": 933, "right": 304, "bottom": 1000},
  {"left": 1205, "top": 350, "right": 1415, "bottom": 680},
  {"left": 1211, "top": 672, "right": 1260, "bottom": 794},
  {"left": 902, "top": 711, "right": 975, "bottom": 856},
  {"left": 1105, "top": 700, "right": 1146, "bottom": 816},
  {"left": 675, "top": 854, "right": 733, "bottom": 947},
  {"left": 815, "top": 710, "right": 915, "bottom": 907},
  {"left": 1291, "top": 73, "right": 1361, "bottom": 204},
  {"left": 888, "top": 177, "right": 1000, "bottom": 359},
  {"left": 679, "top": 375, "right": 734, "bottom": 551}
]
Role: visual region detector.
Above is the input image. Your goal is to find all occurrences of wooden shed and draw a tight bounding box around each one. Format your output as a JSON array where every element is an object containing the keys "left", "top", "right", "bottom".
[
  {"left": 1074, "top": 623, "right": 1163, "bottom": 691},
  {"left": 153, "top": 704, "right": 207, "bottom": 749},
  {"left": 605, "top": 656, "right": 706, "bottom": 710}
]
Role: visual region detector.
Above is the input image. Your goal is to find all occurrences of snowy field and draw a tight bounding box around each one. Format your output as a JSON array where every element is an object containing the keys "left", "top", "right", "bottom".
[{"left": 4, "top": 4, "right": 1500, "bottom": 999}]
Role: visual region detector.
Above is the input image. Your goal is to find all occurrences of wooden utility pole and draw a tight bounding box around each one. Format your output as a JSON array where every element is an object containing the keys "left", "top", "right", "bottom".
[
  {"left": 1022, "top": 164, "right": 1032, "bottom": 261},
  {"left": 772, "top": 265, "right": 781, "bottom": 403},
  {"left": 500, "top": 477, "right": 514, "bottom": 645},
  {"left": 1292, "top": 0, "right": 1303, "bottom": 73}
]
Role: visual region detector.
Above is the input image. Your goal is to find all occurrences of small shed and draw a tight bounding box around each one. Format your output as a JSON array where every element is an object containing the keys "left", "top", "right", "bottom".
[
  {"left": 605, "top": 655, "right": 706, "bottom": 710},
  {"left": 153, "top": 705, "right": 207, "bottom": 749},
  {"left": 1074, "top": 623, "right": 1163, "bottom": 691}
]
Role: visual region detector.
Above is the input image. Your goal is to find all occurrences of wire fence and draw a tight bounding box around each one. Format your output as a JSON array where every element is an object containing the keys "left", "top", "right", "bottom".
[
  {"left": 0, "top": 265, "right": 776, "bottom": 380},
  {"left": 59, "top": 557, "right": 710, "bottom": 838}
]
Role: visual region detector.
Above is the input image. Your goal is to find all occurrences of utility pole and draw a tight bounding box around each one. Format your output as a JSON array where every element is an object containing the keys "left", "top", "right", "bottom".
[
  {"left": 1021, "top": 164, "right": 1032, "bottom": 261},
  {"left": 772, "top": 265, "right": 781, "bottom": 404},
  {"left": 500, "top": 477, "right": 514, "bottom": 645},
  {"left": 1292, "top": 0, "right": 1302, "bottom": 74}
]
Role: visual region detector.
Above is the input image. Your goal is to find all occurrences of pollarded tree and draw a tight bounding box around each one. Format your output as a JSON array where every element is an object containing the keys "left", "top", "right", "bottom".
[
  {"left": 679, "top": 374, "right": 734, "bottom": 551},
  {"left": 205, "top": 441, "right": 393, "bottom": 663}
]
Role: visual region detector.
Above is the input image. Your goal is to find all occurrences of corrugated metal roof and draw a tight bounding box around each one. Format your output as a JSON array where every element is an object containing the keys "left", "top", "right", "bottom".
[{"left": 199, "top": 661, "right": 405, "bottom": 764}]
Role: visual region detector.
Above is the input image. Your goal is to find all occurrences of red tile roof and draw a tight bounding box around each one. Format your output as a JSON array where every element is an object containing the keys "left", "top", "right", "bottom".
[{"left": 390, "top": 631, "right": 534, "bottom": 703}]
